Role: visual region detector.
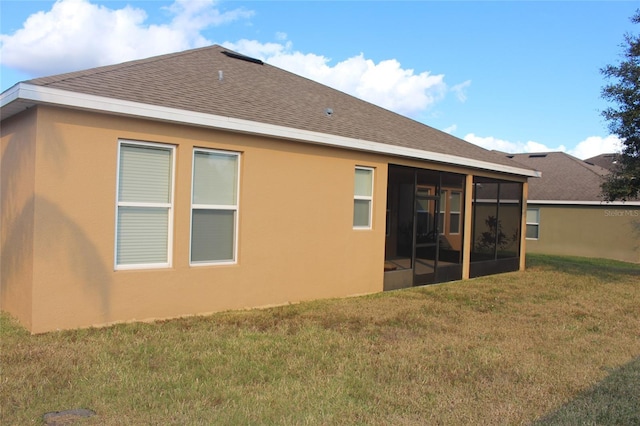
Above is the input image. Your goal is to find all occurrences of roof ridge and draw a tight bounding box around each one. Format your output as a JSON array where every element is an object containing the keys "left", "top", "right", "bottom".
[
  {"left": 27, "top": 45, "right": 222, "bottom": 87},
  {"left": 559, "top": 151, "right": 609, "bottom": 177}
]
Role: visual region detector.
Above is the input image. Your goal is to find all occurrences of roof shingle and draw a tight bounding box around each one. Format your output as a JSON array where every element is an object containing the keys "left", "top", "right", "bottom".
[
  {"left": 506, "top": 152, "right": 609, "bottom": 201},
  {"left": 24, "top": 45, "right": 521, "bottom": 169}
]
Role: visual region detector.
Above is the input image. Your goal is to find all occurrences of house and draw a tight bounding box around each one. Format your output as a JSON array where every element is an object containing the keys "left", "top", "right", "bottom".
[
  {"left": 584, "top": 153, "right": 620, "bottom": 171},
  {"left": 507, "top": 152, "right": 640, "bottom": 263},
  {"left": 1, "top": 45, "right": 538, "bottom": 333}
]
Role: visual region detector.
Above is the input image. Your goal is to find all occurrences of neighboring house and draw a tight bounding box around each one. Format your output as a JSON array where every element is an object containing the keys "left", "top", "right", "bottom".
[
  {"left": 1, "top": 45, "right": 538, "bottom": 333},
  {"left": 507, "top": 152, "right": 640, "bottom": 263},
  {"left": 584, "top": 153, "right": 619, "bottom": 171}
]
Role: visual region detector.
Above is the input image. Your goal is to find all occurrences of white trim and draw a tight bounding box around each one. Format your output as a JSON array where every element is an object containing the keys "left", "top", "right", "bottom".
[
  {"left": 114, "top": 140, "right": 175, "bottom": 270},
  {"left": 189, "top": 148, "right": 240, "bottom": 266},
  {"left": 528, "top": 200, "right": 640, "bottom": 206},
  {"left": 0, "top": 83, "right": 20, "bottom": 106},
  {"left": 2, "top": 83, "right": 540, "bottom": 178}
]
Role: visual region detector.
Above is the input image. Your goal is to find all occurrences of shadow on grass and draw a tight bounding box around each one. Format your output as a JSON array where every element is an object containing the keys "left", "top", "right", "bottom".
[
  {"left": 534, "top": 356, "right": 640, "bottom": 425},
  {"left": 526, "top": 254, "right": 640, "bottom": 282}
]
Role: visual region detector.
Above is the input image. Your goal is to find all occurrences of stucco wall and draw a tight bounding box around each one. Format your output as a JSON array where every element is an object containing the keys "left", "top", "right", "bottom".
[
  {"left": 5, "top": 106, "right": 394, "bottom": 333},
  {"left": 526, "top": 204, "right": 640, "bottom": 263},
  {"left": 1, "top": 108, "right": 37, "bottom": 329},
  {"left": 2, "top": 105, "right": 533, "bottom": 333}
]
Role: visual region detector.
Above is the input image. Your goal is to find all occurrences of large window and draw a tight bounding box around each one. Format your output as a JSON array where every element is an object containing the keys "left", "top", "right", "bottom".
[
  {"left": 115, "top": 141, "right": 175, "bottom": 269},
  {"left": 191, "top": 149, "right": 240, "bottom": 264},
  {"left": 526, "top": 208, "right": 540, "bottom": 239},
  {"left": 353, "top": 167, "right": 374, "bottom": 229}
]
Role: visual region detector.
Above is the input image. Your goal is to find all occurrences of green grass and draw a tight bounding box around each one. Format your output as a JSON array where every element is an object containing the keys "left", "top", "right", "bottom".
[{"left": 1, "top": 254, "right": 639, "bottom": 425}]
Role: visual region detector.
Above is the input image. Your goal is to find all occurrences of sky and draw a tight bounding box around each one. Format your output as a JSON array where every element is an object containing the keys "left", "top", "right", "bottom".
[{"left": 0, "top": 0, "right": 637, "bottom": 159}]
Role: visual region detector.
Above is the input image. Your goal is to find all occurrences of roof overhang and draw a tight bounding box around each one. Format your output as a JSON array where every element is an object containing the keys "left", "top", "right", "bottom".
[{"left": 1, "top": 83, "right": 540, "bottom": 178}]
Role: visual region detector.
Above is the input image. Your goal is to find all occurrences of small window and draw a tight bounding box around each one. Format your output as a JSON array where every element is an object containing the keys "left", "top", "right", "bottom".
[
  {"left": 353, "top": 167, "right": 374, "bottom": 229},
  {"left": 190, "top": 149, "right": 240, "bottom": 264},
  {"left": 450, "top": 191, "right": 462, "bottom": 234},
  {"left": 115, "top": 141, "right": 175, "bottom": 269},
  {"left": 526, "top": 208, "right": 540, "bottom": 239}
]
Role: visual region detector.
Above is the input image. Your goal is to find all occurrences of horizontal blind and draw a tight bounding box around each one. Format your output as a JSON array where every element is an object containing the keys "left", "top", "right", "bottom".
[
  {"left": 119, "top": 144, "right": 172, "bottom": 203},
  {"left": 354, "top": 168, "right": 373, "bottom": 197},
  {"left": 193, "top": 151, "right": 238, "bottom": 205},
  {"left": 117, "top": 207, "right": 169, "bottom": 264},
  {"left": 353, "top": 199, "right": 371, "bottom": 228}
]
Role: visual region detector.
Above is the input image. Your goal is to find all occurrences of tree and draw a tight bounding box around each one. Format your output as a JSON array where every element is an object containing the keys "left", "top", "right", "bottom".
[{"left": 601, "top": 9, "right": 640, "bottom": 201}]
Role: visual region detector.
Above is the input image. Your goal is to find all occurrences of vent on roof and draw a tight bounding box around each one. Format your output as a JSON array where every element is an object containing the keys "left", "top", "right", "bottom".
[
  {"left": 528, "top": 153, "right": 547, "bottom": 158},
  {"left": 222, "top": 51, "right": 264, "bottom": 65},
  {"left": 506, "top": 155, "right": 514, "bottom": 158},
  {"left": 325, "top": 108, "right": 334, "bottom": 117}
]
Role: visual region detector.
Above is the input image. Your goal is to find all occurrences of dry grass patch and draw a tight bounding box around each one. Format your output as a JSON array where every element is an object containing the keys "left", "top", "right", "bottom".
[{"left": 1, "top": 254, "right": 639, "bottom": 425}]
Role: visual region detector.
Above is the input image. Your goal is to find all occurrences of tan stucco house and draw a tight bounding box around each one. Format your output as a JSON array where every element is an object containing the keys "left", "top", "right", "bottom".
[
  {"left": 1, "top": 45, "right": 538, "bottom": 333},
  {"left": 508, "top": 152, "right": 640, "bottom": 263}
]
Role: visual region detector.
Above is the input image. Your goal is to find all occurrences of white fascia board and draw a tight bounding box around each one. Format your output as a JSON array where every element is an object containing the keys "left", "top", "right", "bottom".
[
  {"left": 528, "top": 200, "right": 640, "bottom": 206},
  {"left": 0, "top": 83, "right": 21, "bottom": 107},
  {"left": 3, "top": 83, "right": 540, "bottom": 177}
]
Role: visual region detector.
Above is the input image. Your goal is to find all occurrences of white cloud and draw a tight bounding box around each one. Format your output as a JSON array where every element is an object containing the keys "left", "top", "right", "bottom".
[
  {"left": 1, "top": 1, "right": 453, "bottom": 118},
  {"left": 463, "top": 133, "right": 566, "bottom": 154},
  {"left": 451, "top": 80, "right": 471, "bottom": 102},
  {"left": 225, "top": 39, "right": 447, "bottom": 117},
  {"left": 464, "top": 133, "right": 622, "bottom": 159},
  {"left": 0, "top": 0, "right": 253, "bottom": 75},
  {"left": 443, "top": 124, "right": 457, "bottom": 134},
  {"left": 568, "top": 135, "right": 622, "bottom": 160}
]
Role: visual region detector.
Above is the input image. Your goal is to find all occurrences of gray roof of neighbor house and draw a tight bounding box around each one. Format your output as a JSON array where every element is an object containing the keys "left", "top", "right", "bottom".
[
  {"left": 1, "top": 45, "right": 536, "bottom": 177},
  {"left": 506, "top": 152, "right": 609, "bottom": 201},
  {"left": 584, "top": 153, "right": 620, "bottom": 171}
]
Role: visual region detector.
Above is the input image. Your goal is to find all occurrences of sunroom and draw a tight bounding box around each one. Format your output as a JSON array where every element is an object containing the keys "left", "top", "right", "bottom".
[{"left": 383, "top": 164, "right": 524, "bottom": 290}]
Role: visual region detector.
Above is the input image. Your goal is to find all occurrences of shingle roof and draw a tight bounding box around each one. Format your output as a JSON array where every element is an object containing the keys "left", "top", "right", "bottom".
[
  {"left": 506, "top": 152, "right": 609, "bottom": 201},
  {"left": 21, "top": 44, "right": 521, "bottom": 170},
  {"left": 584, "top": 153, "right": 620, "bottom": 171}
]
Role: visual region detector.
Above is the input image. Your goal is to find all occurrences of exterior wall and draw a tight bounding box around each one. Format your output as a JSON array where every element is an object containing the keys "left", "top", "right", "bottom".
[
  {"left": 13, "top": 106, "right": 390, "bottom": 333},
  {"left": 2, "top": 104, "right": 533, "bottom": 333},
  {"left": 1, "top": 109, "right": 37, "bottom": 329},
  {"left": 526, "top": 204, "right": 640, "bottom": 263}
]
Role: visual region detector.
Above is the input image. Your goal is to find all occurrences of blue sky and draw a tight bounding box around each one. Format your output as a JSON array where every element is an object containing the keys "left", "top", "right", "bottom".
[{"left": 1, "top": 0, "right": 636, "bottom": 158}]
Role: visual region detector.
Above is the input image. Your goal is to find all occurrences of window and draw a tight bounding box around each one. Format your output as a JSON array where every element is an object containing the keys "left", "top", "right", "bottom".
[
  {"left": 191, "top": 149, "right": 240, "bottom": 264},
  {"left": 438, "top": 190, "right": 447, "bottom": 234},
  {"left": 353, "top": 167, "right": 374, "bottom": 228},
  {"left": 115, "top": 141, "right": 174, "bottom": 269},
  {"left": 526, "top": 208, "right": 540, "bottom": 239},
  {"left": 450, "top": 191, "right": 462, "bottom": 234}
]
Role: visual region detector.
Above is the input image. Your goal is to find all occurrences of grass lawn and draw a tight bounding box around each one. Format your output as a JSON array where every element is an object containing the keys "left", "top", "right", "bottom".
[{"left": 1, "top": 254, "right": 639, "bottom": 425}]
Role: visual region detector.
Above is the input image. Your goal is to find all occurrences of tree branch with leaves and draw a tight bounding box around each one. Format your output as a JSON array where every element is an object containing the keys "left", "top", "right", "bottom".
[{"left": 601, "top": 9, "right": 640, "bottom": 201}]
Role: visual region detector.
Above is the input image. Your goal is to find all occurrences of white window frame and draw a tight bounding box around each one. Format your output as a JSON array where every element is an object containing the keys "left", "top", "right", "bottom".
[
  {"left": 450, "top": 191, "right": 462, "bottom": 235},
  {"left": 114, "top": 140, "right": 175, "bottom": 270},
  {"left": 190, "top": 148, "right": 240, "bottom": 266},
  {"left": 526, "top": 208, "right": 540, "bottom": 240},
  {"left": 353, "top": 166, "right": 374, "bottom": 230}
]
